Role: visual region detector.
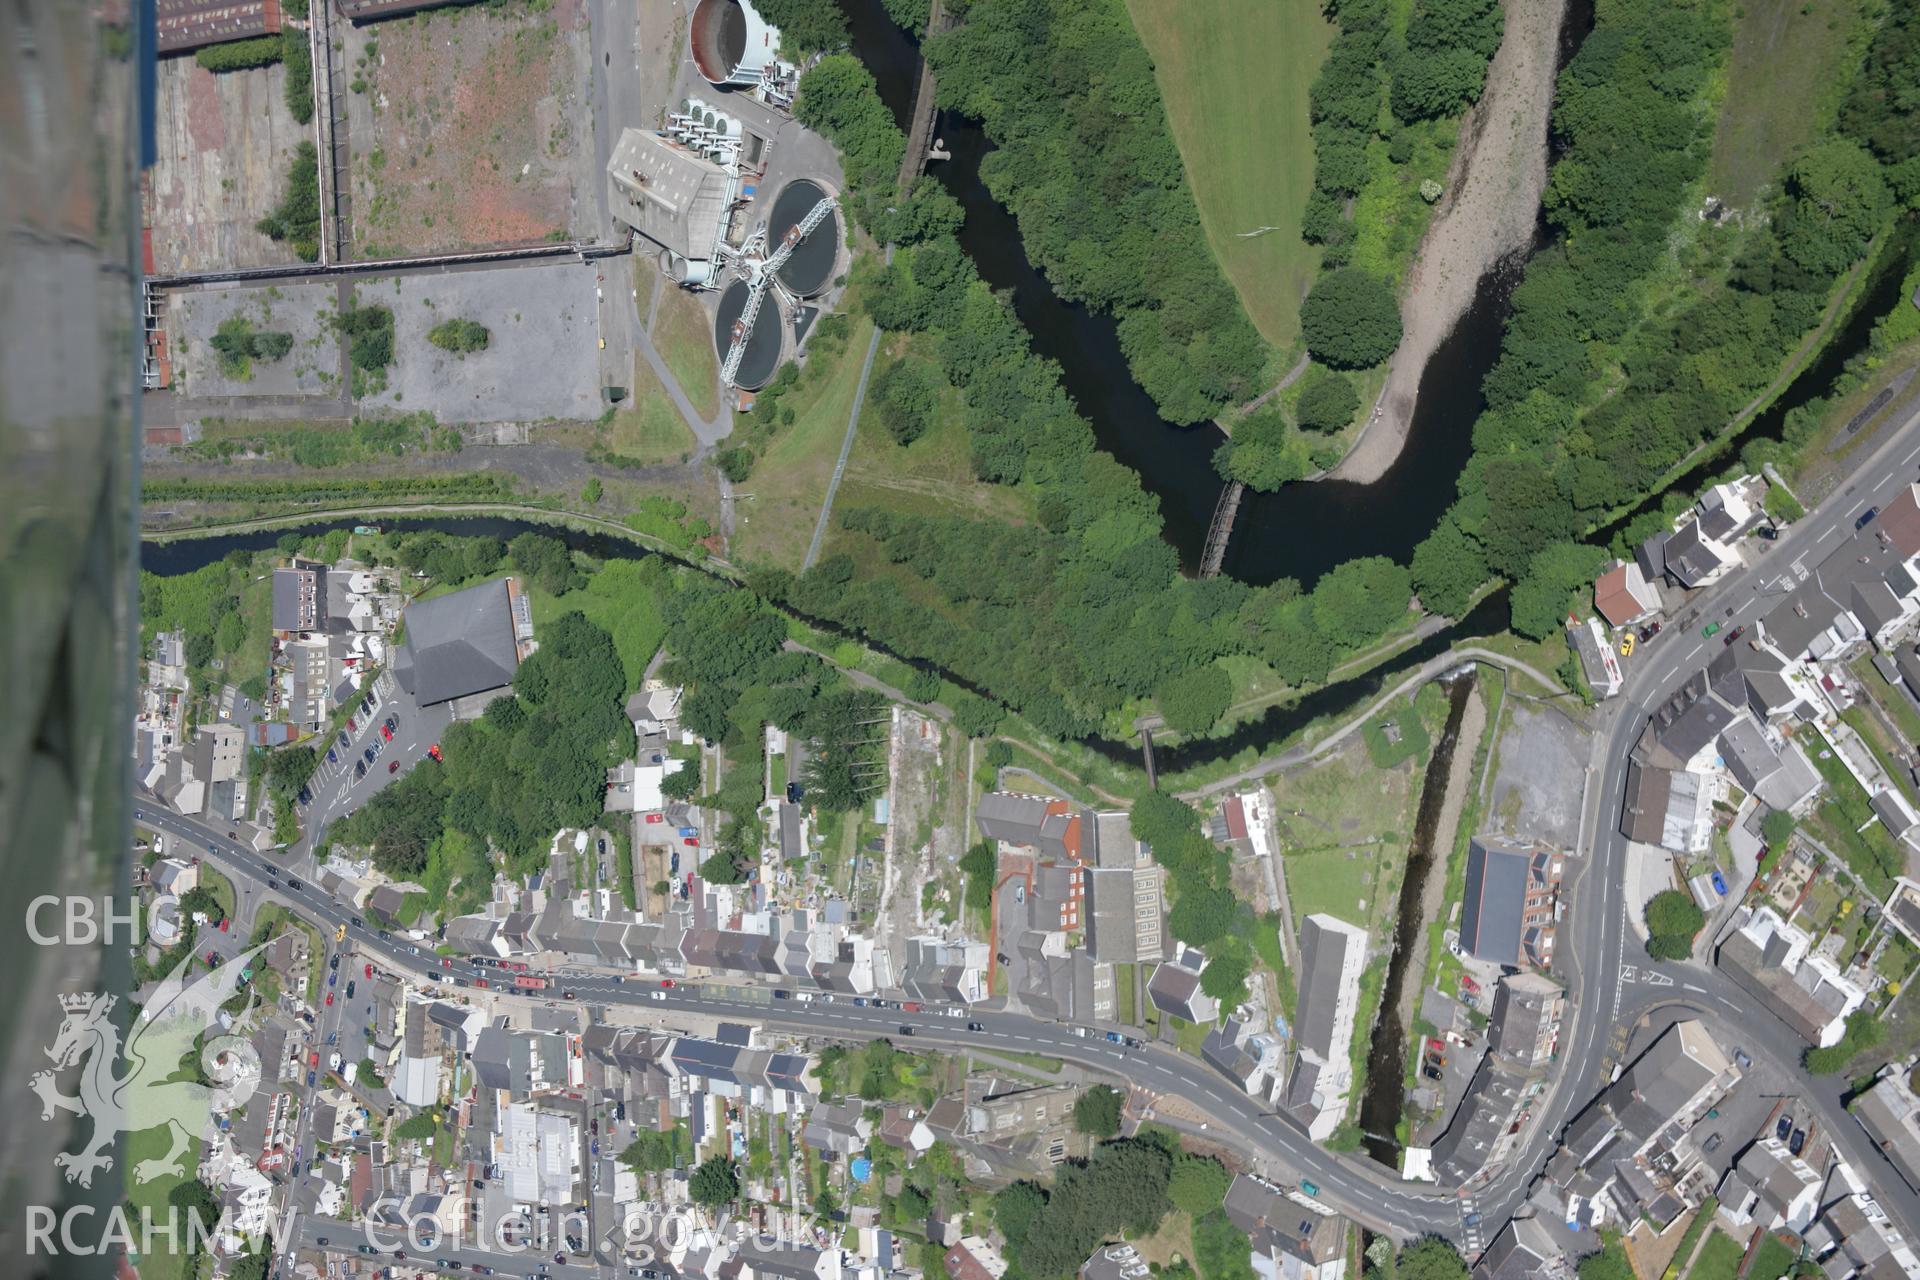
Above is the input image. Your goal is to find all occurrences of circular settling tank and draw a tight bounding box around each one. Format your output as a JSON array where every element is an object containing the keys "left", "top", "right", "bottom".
[
  {"left": 714, "top": 278, "right": 782, "bottom": 390},
  {"left": 768, "top": 179, "right": 840, "bottom": 298}
]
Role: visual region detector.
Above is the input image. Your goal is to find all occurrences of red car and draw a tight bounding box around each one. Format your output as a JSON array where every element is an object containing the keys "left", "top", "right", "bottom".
[
  {"left": 428, "top": 743, "right": 443, "bottom": 763},
  {"left": 309, "top": 1051, "right": 320, "bottom": 1067},
  {"left": 364, "top": 962, "right": 374, "bottom": 978},
  {"left": 325, "top": 993, "right": 334, "bottom": 1006},
  {"left": 644, "top": 813, "right": 664, "bottom": 824},
  {"left": 474, "top": 978, "right": 489, "bottom": 989},
  {"left": 381, "top": 724, "right": 394, "bottom": 741},
  {"left": 507, "top": 961, "right": 529, "bottom": 974},
  {"left": 1723, "top": 624, "right": 1748, "bottom": 647},
  {"left": 660, "top": 979, "right": 676, "bottom": 989},
  {"left": 388, "top": 760, "right": 399, "bottom": 773},
  {"left": 347, "top": 717, "right": 357, "bottom": 732},
  {"left": 682, "top": 837, "right": 698, "bottom": 847},
  {"left": 441, "top": 958, "right": 454, "bottom": 968}
]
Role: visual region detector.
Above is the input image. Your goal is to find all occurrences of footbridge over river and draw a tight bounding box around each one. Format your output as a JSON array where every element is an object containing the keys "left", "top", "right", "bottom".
[{"left": 897, "top": 0, "right": 954, "bottom": 193}]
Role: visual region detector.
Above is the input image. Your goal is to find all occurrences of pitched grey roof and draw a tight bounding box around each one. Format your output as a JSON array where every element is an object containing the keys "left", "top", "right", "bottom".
[
  {"left": 393, "top": 578, "right": 520, "bottom": 707},
  {"left": 1664, "top": 521, "right": 1726, "bottom": 588},
  {"left": 1718, "top": 718, "right": 1783, "bottom": 792},
  {"left": 1461, "top": 838, "right": 1532, "bottom": 967},
  {"left": 1294, "top": 917, "right": 1357, "bottom": 1059},
  {"left": 1620, "top": 762, "right": 1674, "bottom": 845},
  {"left": 1854, "top": 579, "right": 1906, "bottom": 637}
]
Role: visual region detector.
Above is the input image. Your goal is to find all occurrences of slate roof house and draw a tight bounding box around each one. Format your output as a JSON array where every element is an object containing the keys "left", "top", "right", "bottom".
[
  {"left": 1221, "top": 1174, "right": 1350, "bottom": 1280},
  {"left": 1147, "top": 944, "right": 1217, "bottom": 1024},
  {"left": 1459, "top": 838, "right": 1563, "bottom": 970},
  {"left": 1553, "top": 1020, "right": 1739, "bottom": 1226},
  {"left": 1716, "top": 906, "right": 1865, "bottom": 1047},
  {"left": 1281, "top": 914, "right": 1368, "bottom": 1141},
  {"left": 393, "top": 577, "right": 525, "bottom": 708}
]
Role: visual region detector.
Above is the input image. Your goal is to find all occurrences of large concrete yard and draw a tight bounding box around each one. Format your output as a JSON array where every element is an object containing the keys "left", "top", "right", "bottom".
[
  {"left": 354, "top": 261, "right": 605, "bottom": 423},
  {"left": 146, "top": 57, "right": 307, "bottom": 275},
  {"left": 170, "top": 280, "right": 341, "bottom": 399}
]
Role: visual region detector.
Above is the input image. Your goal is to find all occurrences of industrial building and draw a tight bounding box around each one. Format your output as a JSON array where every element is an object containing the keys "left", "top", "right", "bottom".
[
  {"left": 608, "top": 128, "right": 737, "bottom": 287},
  {"left": 156, "top": 0, "right": 282, "bottom": 55}
]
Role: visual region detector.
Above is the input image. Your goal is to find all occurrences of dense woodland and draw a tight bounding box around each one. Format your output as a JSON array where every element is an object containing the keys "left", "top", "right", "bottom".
[
  {"left": 923, "top": 0, "right": 1268, "bottom": 425},
  {"left": 1411, "top": 0, "right": 1919, "bottom": 636},
  {"left": 787, "top": 51, "right": 1425, "bottom": 741}
]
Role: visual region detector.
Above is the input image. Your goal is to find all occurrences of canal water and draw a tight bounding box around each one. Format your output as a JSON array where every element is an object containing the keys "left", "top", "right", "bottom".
[
  {"left": 1357, "top": 672, "right": 1475, "bottom": 1168},
  {"left": 839, "top": 0, "right": 1547, "bottom": 587}
]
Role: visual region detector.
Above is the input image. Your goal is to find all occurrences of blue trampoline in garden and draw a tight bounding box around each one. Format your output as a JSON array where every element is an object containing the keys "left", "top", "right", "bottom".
[{"left": 850, "top": 1158, "right": 873, "bottom": 1184}]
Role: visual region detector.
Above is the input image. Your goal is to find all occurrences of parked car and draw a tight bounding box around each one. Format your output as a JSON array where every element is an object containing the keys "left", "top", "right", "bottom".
[
  {"left": 328, "top": 973, "right": 337, "bottom": 988},
  {"left": 366, "top": 962, "right": 374, "bottom": 978},
  {"left": 682, "top": 837, "right": 699, "bottom": 847},
  {"left": 386, "top": 715, "right": 398, "bottom": 731},
  {"left": 677, "top": 827, "right": 698, "bottom": 838},
  {"left": 1711, "top": 870, "right": 1728, "bottom": 895},
  {"left": 1723, "top": 624, "right": 1747, "bottom": 647},
  {"left": 1703, "top": 621, "right": 1721, "bottom": 639},
  {"left": 1858, "top": 506, "right": 1880, "bottom": 530},
  {"left": 329, "top": 955, "right": 340, "bottom": 970},
  {"left": 1703, "top": 1132, "right": 1724, "bottom": 1153},
  {"left": 645, "top": 813, "right": 664, "bottom": 824},
  {"left": 388, "top": 760, "right": 400, "bottom": 773},
  {"left": 1790, "top": 1129, "right": 1806, "bottom": 1156},
  {"left": 338, "top": 731, "right": 350, "bottom": 748},
  {"left": 364, "top": 746, "right": 376, "bottom": 763},
  {"left": 773, "top": 990, "right": 792, "bottom": 1000},
  {"left": 326, "top": 748, "right": 338, "bottom": 763},
  {"left": 325, "top": 993, "right": 334, "bottom": 1006},
  {"left": 1423, "top": 1066, "right": 1443, "bottom": 1081},
  {"left": 1105, "top": 1031, "right": 1125, "bottom": 1043},
  {"left": 355, "top": 761, "right": 366, "bottom": 778},
  {"left": 381, "top": 724, "right": 394, "bottom": 742},
  {"left": 1776, "top": 1116, "right": 1793, "bottom": 1141}
]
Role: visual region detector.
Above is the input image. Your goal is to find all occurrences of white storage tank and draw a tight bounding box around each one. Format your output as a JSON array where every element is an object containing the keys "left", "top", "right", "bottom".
[{"left": 690, "top": 0, "right": 779, "bottom": 88}]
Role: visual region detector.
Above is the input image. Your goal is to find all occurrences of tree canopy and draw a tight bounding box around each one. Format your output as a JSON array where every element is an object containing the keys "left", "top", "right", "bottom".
[
  {"left": 1299, "top": 269, "right": 1403, "bottom": 368},
  {"left": 1073, "top": 1085, "right": 1123, "bottom": 1138},
  {"left": 689, "top": 1156, "right": 740, "bottom": 1207},
  {"left": 1644, "top": 889, "right": 1705, "bottom": 961}
]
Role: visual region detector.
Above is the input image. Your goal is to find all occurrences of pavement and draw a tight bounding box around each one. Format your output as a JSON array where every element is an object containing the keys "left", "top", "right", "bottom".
[{"left": 300, "top": 673, "right": 453, "bottom": 850}]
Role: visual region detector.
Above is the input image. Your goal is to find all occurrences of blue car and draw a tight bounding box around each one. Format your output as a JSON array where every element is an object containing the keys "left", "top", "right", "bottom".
[
  {"left": 307, "top": 1070, "right": 317, "bottom": 1088},
  {"left": 677, "top": 827, "right": 698, "bottom": 838},
  {"left": 327, "top": 748, "right": 338, "bottom": 763},
  {"left": 1711, "top": 870, "right": 1728, "bottom": 896}
]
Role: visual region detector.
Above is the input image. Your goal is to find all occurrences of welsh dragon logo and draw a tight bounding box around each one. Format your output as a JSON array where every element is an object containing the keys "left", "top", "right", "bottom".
[{"left": 31, "top": 941, "right": 271, "bottom": 1188}]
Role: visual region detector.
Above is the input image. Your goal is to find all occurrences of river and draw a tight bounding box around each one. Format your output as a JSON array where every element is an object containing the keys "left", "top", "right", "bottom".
[
  {"left": 1356, "top": 673, "right": 1474, "bottom": 1167},
  {"left": 839, "top": 0, "right": 1552, "bottom": 587}
]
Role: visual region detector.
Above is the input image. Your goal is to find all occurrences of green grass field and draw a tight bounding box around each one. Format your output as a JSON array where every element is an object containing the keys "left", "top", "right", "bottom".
[
  {"left": 831, "top": 330, "right": 1036, "bottom": 532},
  {"left": 607, "top": 357, "right": 697, "bottom": 465},
  {"left": 1283, "top": 849, "right": 1378, "bottom": 924},
  {"left": 652, "top": 282, "right": 721, "bottom": 420},
  {"left": 733, "top": 316, "right": 877, "bottom": 569},
  {"left": 1684, "top": 1230, "right": 1746, "bottom": 1280},
  {"left": 1708, "top": 0, "right": 1863, "bottom": 207},
  {"left": 1125, "top": 0, "right": 1333, "bottom": 348},
  {"left": 1745, "top": 1235, "right": 1796, "bottom": 1280}
]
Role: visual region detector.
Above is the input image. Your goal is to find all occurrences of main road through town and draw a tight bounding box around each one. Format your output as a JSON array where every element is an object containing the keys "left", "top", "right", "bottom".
[{"left": 133, "top": 399, "right": 1920, "bottom": 1251}]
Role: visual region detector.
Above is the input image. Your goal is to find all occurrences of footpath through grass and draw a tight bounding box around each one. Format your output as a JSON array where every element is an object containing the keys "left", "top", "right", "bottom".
[{"left": 1123, "top": 0, "right": 1332, "bottom": 348}]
